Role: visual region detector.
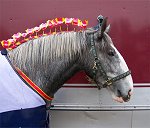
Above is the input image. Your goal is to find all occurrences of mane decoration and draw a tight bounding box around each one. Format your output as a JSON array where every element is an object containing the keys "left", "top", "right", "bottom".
[{"left": 1, "top": 17, "right": 88, "bottom": 50}]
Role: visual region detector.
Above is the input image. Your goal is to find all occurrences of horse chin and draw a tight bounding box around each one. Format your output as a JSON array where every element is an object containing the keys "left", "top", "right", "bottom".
[
  {"left": 112, "top": 95, "right": 131, "bottom": 103},
  {"left": 113, "top": 96, "right": 124, "bottom": 103}
]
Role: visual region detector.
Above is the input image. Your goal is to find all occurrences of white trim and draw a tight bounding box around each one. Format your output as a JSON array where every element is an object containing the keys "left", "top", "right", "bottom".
[
  {"left": 50, "top": 105, "right": 150, "bottom": 111},
  {"left": 63, "top": 83, "right": 150, "bottom": 86},
  {"left": 133, "top": 83, "right": 150, "bottom": 86}
]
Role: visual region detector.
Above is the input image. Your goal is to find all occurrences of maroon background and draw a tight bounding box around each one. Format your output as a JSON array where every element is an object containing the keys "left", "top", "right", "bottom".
[{"left": 0, "top": 0, "right": 150, "bottom": 83}]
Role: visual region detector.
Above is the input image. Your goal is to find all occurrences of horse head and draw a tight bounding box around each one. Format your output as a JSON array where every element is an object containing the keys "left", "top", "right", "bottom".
[
  {"left": 8, "top": 17, "right": 133, "bottom": 103},
  {"left": 81, "top": 18, "right": 133, "bottom": 103}
]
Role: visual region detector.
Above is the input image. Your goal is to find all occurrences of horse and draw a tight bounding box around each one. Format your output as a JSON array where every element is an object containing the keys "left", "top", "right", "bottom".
[{"left": 0, "top": 17, "right": 133, "bottom": 127}]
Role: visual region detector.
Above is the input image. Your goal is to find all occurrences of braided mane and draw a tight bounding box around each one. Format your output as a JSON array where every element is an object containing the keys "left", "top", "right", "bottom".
[{"left": 1, "top": 18, "right": 88, "bottom": 50}]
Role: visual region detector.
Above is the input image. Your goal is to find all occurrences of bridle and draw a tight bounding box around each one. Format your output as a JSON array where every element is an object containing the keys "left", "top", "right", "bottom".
[{"left": 89, "top": 33, "right": 131, "bottom": 89}]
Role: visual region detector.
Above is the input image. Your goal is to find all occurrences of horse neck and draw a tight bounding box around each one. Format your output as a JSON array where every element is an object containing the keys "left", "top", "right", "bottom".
[
  {"left": 42, "top": 55, "right": 80, "bottom": 97},
  {"left": 9, "top": 49, "right": 80, "bottom": 97},
  {"left": 8, "top": 32, "right": 85, "bottom": 97}
]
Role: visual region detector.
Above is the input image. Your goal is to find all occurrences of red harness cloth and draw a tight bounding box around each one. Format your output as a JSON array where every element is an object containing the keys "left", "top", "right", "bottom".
[{"left": 16, "top": 68, "right": 53, "bottom": 101}]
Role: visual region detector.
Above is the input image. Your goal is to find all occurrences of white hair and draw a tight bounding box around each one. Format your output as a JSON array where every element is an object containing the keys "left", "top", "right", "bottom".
[{"left": 8, "top": 31, "right": 86, "bottom": 72}]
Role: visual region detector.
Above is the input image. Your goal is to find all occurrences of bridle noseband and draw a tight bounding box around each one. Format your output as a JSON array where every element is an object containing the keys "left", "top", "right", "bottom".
[{"left": 89, "top": 33, "right": 131, "bottom": 89}]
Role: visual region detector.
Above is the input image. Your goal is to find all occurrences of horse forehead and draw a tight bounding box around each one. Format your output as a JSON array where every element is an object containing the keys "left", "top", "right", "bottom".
[{"left": 102, "top": 33, "right": 129, "bottom": 71}]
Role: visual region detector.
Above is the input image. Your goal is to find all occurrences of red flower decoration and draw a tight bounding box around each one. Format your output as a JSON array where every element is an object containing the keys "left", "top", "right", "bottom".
[
  {"left": 25, "top": 28, "right": 34, "bottom": 35},
  {"left": 1, "top": 40, "right": 10, "bottom": 48},
  {"left": 0, "top": 17, "right": 89, "bottom": 50},
  {"left": 56, "top": 18, "right": 65, "bottom": 25},
  {"left": 82, "top": 20, "right": 88, "bottom": 29},
  {"left": 22, "top": 33, "right": 28, "bottom": 38},
  {"left": 51, "top": 19, "right": 58, "bottom": 26},
  {"left": 34, "top": 26, "right": 41, "bottom": 32},
  {"left": 12, "top": 32, "right": 22, "bottom": 40},
  {"left": 1, "top": 39, "right": 16, "bottom": 49},
  {"left": 9, "top": 44, "right": 17, "bottom": 49},
  {"left": 7, "top": 39, "right": 16, "bottom": 44},
  {"left": 47, "top": 20, "right": 53, "bottom": 28},
  {"left": 40, "top": 23, "right": 48, "bottom": 31},
  {"left": 65, "top": 18, "right": 73, "bottom": 24}
]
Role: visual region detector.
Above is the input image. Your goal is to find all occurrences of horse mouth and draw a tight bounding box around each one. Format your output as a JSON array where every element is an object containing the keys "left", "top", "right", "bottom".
[
  {"left": 114, "top": 90, "right": 131, "bottom": 103},
  {"left": 122, "top": 95, "right": 131, "bottom": 102},
  {"left": 114, "top": 96, "right": 130, "bottom": 103}
]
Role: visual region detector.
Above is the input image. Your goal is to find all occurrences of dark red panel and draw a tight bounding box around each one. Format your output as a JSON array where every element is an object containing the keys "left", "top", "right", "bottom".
[{"left": 0, "top": 0, "right": 150, "bottom": 83}]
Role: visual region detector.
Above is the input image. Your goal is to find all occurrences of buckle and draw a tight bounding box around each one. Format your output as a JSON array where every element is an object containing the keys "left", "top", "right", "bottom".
[
  {"left": 92, "top": 61, "right": 97, "bottom": 70},
  {"left": 104, "top": 78, "right": 112, "bottom": 86}
]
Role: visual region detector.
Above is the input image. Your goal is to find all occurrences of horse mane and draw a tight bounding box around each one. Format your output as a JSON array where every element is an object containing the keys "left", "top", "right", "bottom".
[
  {"left": 8, "top": 31, "right": 87, "bottom": 72},
  {"left": 5, "top": 17, "right": 112, "bottom": 74}
]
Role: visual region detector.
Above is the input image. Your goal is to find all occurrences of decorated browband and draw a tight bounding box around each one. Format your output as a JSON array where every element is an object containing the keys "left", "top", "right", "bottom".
[{"left": 1, "top": 18, "right": 88, "bottom": 50}]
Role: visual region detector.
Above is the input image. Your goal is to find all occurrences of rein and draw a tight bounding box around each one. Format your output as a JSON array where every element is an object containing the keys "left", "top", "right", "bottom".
[{"left": 90, "top": 33, "right": 131, "bottom": 89}]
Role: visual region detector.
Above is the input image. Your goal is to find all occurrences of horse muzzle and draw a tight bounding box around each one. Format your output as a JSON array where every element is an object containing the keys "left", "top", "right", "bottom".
[{"left": 116, "top": 89, "right": 132, "bottom": 102}]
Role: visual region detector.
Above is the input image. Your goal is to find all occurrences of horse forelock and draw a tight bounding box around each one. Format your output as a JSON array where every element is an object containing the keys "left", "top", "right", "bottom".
[{"left": 8, "top": 31, "right": 86, "bottom": 71}]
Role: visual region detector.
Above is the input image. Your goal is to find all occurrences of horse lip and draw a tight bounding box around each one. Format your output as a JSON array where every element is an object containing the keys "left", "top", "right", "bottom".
[
  {"left": 122, "top": 95, "right": 131, "bottom": 102},
  {"left": 113, "top": 94, "right": 131, "bottom": 103},
  {"left": 113, "top": 97, "right": 124, "bottom": 103}
]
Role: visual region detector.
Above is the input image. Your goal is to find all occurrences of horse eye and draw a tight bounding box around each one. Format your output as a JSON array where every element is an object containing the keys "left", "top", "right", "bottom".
[{"left": 108, "top": 50, "right": 115, "bottom": 56}]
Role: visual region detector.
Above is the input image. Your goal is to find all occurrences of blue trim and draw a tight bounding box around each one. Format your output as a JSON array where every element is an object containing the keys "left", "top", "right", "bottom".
[
  {"left": 0, "top": 105, "right": 49, "bottom": 127},
  {"left": 1, "top": 49, "right": 7, "bottom": 56}
]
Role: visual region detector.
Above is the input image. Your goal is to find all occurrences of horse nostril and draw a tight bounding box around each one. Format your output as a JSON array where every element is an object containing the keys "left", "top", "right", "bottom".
[{"left": 128, "top": 89, "right": 132, "bottom": 96}]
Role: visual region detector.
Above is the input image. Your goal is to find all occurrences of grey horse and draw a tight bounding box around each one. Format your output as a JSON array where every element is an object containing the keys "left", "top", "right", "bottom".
[{"left": 8, "top": 17, "right": 133, "bottom": 104}]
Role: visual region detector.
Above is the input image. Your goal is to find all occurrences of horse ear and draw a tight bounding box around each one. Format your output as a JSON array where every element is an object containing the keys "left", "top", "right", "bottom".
[
  {"left": 101, "top": 17, "right": 108, "bottom": 34},
  {"left": 105, "top": 24, "right": 110, "bottom": 33},
  {"left": 97, "top": 17, "right": 108, "bottom": 38}
]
